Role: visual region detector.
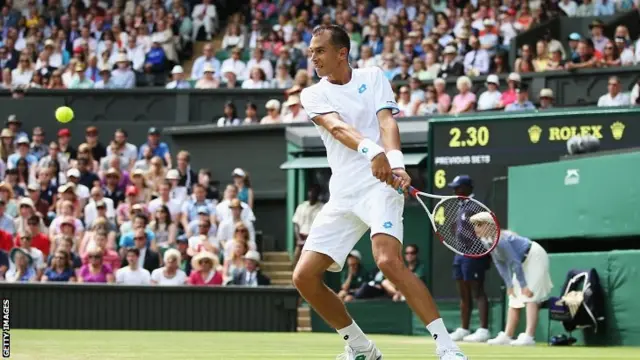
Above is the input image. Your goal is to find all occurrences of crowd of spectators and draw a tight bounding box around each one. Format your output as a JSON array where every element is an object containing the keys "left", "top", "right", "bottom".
[
  {"left": 0, "top": 116, "right": 272, "bottom": 286},
  {"left": 0, "top": 0, "right": 222, "bottom": 89}
]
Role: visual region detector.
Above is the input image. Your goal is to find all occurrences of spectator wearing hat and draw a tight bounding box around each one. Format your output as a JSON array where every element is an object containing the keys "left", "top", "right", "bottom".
[
  {"left": 116, "top": 185, "right": 146, "bottom": 226},
  {"left": 195, "top": 63, "right": 219, "bottom": 89},
  {"left": 94, "top": 65, "right": 115, "bottom": 89},
  {"left": 14, "top": 197, "right": 46, "bottom": 236},
  {"left": 6, "top": 247, "right": 36, "bottom": 282},
  {"left": 598, "top": 76, "right": 630, "bottom": 107},
  {"left": 464, "top": 35, "right": 490, "bottom": 76},
  {"left": 130, "top": 168, "right": 152, "bottom": 203},
  {"left": 566, "top": 33, "right": 581, "bottom": 62},
  {"left": 282, "top": 95, "right": 308, "bottom": 123},
  {"left": 576, "top": 0, "right": 595, "bottom": 16},
  {"left": 85, "top": 186, "right": 116, "bottom": 227},
  {"left": 6, "top": 115, "right": 28, "bottom": 143},
  {"left": 151, "top": 248, "right": 187, "bottom": 285},
  {"left": 57, "top": 128, "right": 77, "bottom": 162},
  {"left": 505, "top": 84, "right": 536, "bottom": 111},
  {"left": 166, "top": 169, "right": 188, "bottom": 204},
  {"left": 538, "top": 89, "right": 554, "bottom": 110},
  {"left": 102, "top": 167, "right": 126, "bottom": 208},
  {"left": 15, "top": 231, "right": 47, "bottom": 276},
  {"left": 438, "top": 45, "right": 464, "bottom": 79},
  {"left": 191, "top": 43, "right": 221, "bottom": 80},
  {"left": 66, "top": 168, "right": 90, "bottom": 202},
  {"left": 498, "top": 72, "right": 521, "bottom": 108},
  {"left": 138, "top": 127, "right": 172, "bottom": 168},
  {"left": 0, "top": 128, "right": 15, "bottom": 165},
  {"left": 448, "top": 175, "right": 492, "bottom": 343},
  {"left": 29, "top": 127, "right": 47, "bottom": 160},
  {"left": 112, "top": 53, "right": 136, "bottom": 89},
  {"left": 338, "top": 250, "right": 370, "bottom": 303},
  {"left": 231, "top": 168, "right": 252, "bottom": 207},
  {"left": 546, "top": 46, "right": 566, "bottom": 71},
  {"left": 230, "top": 250, "right": 270, "bottom": 286},
  {"left": 215, "top": 184, "right": 256, "bottom": 224},
  {"left": 187, "top": 250, "right": 223, "bottom": 286},
  {"left": 68, "top": 63, "right": 94, "bottom": 89},
  {"left": 166, "top": 65, "right": 191, "bottom": 89},
  {"left": 26, "top": 183, "right": 49, "bottom": 219},
  {"left": 7, "top": 136, "right": 37, "bottom": 169},
  {"left": 116, "top": 248, "right": 152, "bottom": 285},
  {"left": 477, "top": 75, "right": 502, "bottom": 111},
  {"left": 186, "top": 205, "right": 217, "bottom": 238},
  {"left": 260, "top": 99, "right": 282, "bottom": 124}
]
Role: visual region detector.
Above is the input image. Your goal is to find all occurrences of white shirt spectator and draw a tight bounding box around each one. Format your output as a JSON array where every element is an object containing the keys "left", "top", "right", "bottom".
[
  {"left": 221, "top": 34, "right": 245, "bottom": 49},
  {"left": 151, "top": 268, "right": 187, "bottom": 285},
  {"left": 357, "top": 57, "right": 377, "bottom": 69},
  {"left": 630, "top": 83, "right": 639, "bottom": 105},
  {"left": 221, "top": 58, "right": 247, "bottom": 80},
  {"left": 191, "top": 56, "right": 221, "bottom": 80},
  {"left": 597, "top": 92, "right": 630, "bottom": 107},
  {"left": 73, "top": 37, "right": 98, "bottom": 53},
  {"left": 463, "top": 49, "right": 490, "bottom": 75},
  {"left": 500, "top": 22, "right": 523, "bottom": 47},
  {"left": 107, "top": 143, "right": 138, "bottom": 165},
  {"left": 216, "top": 218, "right": 256, "bottom": 244},
  {"left": 148, "top": 197, "right": 183, "bottom": 221},
  {"left": 241, "top": 79, "right": 271, "bottom": 89},
  {"left": 124, "top": 44, "right": 146, "bottom": 72},
  {"left": 216, "top": 199, "right": 255, "bottom": 223},
  {"left": 11, "top": 68, "right": 33, "bottom": 86},
  {"left": 84, "top": 197, "right": 116, "bottom": 227},
  {"left": 283, "top": 110, "right": 309, "bottom": 123},
  {"left": 620, "top": 47, "right": 635, "bottom": 66},
  {"left": 245, "top": 58, "right": 273, "bottom": 80},
  {"left": 292, "top": 200, "right": 324, "bottom": 235},
  {"left": 73, "top": 182, "right": 91, "bottom": 200},
  {"left": 116, "top": 266, "right": 151, "bottom": 285},
  {"left": 191, "top": 2, "right": 218, "bottom": 40},
  {"left": 188, "top": 234, "right": 220, "bottom": 253},
  {"left": 477, "top": 90, "right": 502, "bottom": 111},
  {"left": 558, "top": 0, "right": 578, "bottom": 16}
]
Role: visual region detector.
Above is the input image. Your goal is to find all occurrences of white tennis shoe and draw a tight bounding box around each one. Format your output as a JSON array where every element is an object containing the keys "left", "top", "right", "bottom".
[
  {"left": 462, "top": 328, "right": 490, "bottom": 342},
  {"left": 449, "top": 328, "right": 470, "bottom": 341},
  {"left": 437, "top": 348, "right": 468, "bottom": 360},
  {"left": 487, "top": 331, "right": 512, "bottom": 345},
  {"left": 335, "top": 341, "right": 383, "bottom": 360},
  {"left": 510, "top": 333, "right": 536, "bottom": 346}
]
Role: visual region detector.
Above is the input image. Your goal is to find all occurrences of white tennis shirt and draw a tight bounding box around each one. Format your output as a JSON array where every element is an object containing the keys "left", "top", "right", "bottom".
[{"left": 300, "top": 67, "right": 399, "bottom": 199}]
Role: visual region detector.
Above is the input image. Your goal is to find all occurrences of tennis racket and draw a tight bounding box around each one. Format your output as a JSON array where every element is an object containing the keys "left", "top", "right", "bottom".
[{"left": 400, "top": 180, "right": 500, "bottom": 258}]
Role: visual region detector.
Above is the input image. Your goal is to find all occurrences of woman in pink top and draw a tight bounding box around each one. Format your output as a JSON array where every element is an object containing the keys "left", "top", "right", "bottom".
[
  {"left": 499, "top": 72, "right": 521, "bottom": 108},
  {"left": 77, "top": 247, "right": 115, "bottom": 283},
  {"left": 188, "top": 251, "right": 223, "bottom": 286},
  {"left": 434, "top": 78, "right": 451, "bottom": 113},
  {"left": 449, "top": 76, "right": 477, "bottom": 114}
]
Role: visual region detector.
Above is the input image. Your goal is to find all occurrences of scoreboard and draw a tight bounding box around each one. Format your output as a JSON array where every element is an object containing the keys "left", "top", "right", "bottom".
[{"left": 426, "top": 107, "right": 640, "bottom": 297}]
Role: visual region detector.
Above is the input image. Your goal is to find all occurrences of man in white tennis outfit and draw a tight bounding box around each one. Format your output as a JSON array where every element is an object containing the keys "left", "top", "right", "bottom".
[{"left": 293, "top": 25, "right": 467, "bottom": 360}]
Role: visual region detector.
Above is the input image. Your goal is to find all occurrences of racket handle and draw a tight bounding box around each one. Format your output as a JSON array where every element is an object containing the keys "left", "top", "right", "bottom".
[{"left": 392, "top": 175, "right": 419, "bottom": 197}]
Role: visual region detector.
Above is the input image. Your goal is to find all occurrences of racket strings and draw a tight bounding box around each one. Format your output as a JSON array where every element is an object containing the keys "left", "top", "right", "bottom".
[{"left": 431, "top": 198, "right": 497, "bottom": 257}]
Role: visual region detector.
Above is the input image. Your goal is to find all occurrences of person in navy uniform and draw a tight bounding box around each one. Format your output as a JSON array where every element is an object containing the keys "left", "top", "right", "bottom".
[{"left": 447, "top": 175, "right": 492, "bottom": 343}]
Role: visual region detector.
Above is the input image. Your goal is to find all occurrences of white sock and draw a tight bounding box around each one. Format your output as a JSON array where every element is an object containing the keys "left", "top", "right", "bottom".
[
  {"left": 426, "top": 318, "right": 459, "bottom": 350},
  {"left": 337, "top": 321, "right": 370, "bottom": 350}
]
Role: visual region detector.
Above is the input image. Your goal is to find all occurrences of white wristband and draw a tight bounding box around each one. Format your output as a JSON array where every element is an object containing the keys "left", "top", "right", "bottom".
[
  {"left": 357, "top": 139, "right": 385, "bottom": 162},
  {"left": 387, "top": 150, "right": 405, "bottom": 169}
]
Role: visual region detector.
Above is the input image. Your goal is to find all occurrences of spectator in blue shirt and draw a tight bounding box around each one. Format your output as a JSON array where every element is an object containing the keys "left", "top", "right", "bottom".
[
  {"left": 505, "top": 84, "right": 536, "bottom": 112},
  {"left": 595, "top": 0, "right": 615, "bottom": 16},
  {"left": 8, "top": 137, "right": 37, "bottom": 169},
  {"left": 469, "top": 213, "right": 553, "bottom": 346},
  {"left": 144, "top": 41, "right": 166, "bottom": 82},
  {"left": 111, "top": 53, "right": 136, "bottom": 89},
  {"left": 180, "top": 183, "right": 216, "bottom": 231},
  {"left": 138, "top": 127, "right": 172, "bottom": 167}
]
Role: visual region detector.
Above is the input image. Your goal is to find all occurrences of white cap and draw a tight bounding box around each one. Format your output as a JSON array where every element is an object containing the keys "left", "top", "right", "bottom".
[
  {"left": 443, "top": 45, "right": 457, "bottom": 55},
  {"left": 483, "top": 18, "right": 495, "bottom": 27},
  {"left": 348, "top": 250, "right": 362, "bottom": 261},
  {"left": 243, "top": 250, "right": 261, "bottom": 262},
  {"left": 539, "top": 88, "right": 554, "bottom": 98},
  {"left": 18, "top": 197, "right": 34, "bottom": 208},
  {"left": 171, "top": 65, "right": 184, "bottom": 74},
  {"left": 469, "top": 212, "right": 494, "bottom": 224},
  {"left": 486, "top": 74, "right": 499, "bottom": 85},
  {"left": 232, "top": 168, "right": 246, "bottom": 177},
  {"left": 16, "top": 136, "right": 29, "bottom": 145},
  {"left": 508, "top": 72, "right": 521, "bottom": 82},
  {"left": 66, "top": 168, "right": 80, "bottom": 178},
  {"left": 265, "top": 99, "right": 281, "bottom": 110},
  {"left": 165, "top": 169, "right": 180, "bottom": 180},
  {"left": 116, "top": 53, "right": 129, "bottom": 63}
]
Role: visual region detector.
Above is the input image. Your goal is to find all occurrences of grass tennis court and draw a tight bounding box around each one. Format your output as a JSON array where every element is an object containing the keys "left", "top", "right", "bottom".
[{"left": 8, "top": 330, "right": 636, "bottom": 359}]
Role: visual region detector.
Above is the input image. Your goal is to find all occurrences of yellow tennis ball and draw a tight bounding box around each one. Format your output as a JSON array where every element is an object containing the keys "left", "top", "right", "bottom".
[{"left": 55, "top": 106, "right": 74, "bottom": 123}]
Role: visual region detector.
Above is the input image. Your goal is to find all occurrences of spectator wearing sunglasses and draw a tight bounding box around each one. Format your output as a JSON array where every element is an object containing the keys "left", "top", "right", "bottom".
[{"left": 77, "top": 246, "right": 115, "bottom": 283}]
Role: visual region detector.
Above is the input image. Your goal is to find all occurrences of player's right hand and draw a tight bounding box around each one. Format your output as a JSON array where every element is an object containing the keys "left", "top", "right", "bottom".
[{"left": 370, "top": 153, "right": 394, "bottom": 186}]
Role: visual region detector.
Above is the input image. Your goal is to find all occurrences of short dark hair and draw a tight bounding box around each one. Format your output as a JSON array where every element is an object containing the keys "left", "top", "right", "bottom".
[
  {"left": 406, "top": 244, "right": 419, "bottom": 254},
  {"left": 312, "top": 24, "right": 351, "bottom": 54},
  {"left": 126, "top": 248, "right": 140, "bottom": 257}
]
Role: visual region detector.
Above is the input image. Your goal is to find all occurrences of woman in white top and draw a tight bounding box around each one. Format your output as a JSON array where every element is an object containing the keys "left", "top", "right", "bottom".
[
  {"left": 151, "top": 249, "right": 187, "bottom": 285},
  {"left": 221, "top": 23, "right": 245, "bottom": 50},
  {"left": 241, "top": 67, "right": 271, "bottom": 89},
  {"left": 11, "top": 55, "right": 34, "bottom": 86},
  {"left": 271, "top": 63, "right": 293, "bottom": 89},
  {"left": 61, "top": 59, "right": 78, "bottom": 88},
  {"left": 260, "top": 99, "right": 281, "bottom": 124},
  {"left": 477, "top": 74, "right": 503, "bottom": 111},
  {"left": 195, "top": 64, "right": 219, "bottom": 89},
  {"left": 356, "top": 45, "right": 377, "bottom": 68}
]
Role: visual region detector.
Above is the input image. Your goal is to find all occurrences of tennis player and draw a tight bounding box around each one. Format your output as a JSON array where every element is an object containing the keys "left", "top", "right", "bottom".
[
  {"left": 293, "top": 24, "right": 467, "bottom": 360},
  {"left": 469, "top": 212, "right": 553, "bottom": 346}
]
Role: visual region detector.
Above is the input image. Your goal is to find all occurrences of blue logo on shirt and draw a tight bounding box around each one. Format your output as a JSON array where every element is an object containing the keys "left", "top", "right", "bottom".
[
  {"left": 383, "top": 221, "right": 393, "bottom": 229},
  {"left": 358, "top": 84, "right": 367, "bottom": 94}
]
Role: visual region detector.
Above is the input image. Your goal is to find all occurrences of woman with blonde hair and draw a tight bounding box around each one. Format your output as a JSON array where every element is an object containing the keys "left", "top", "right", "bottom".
[
  {"left": 77, "top": 245, "right": 115, "bottom": 283},
  {"left": 151, "top": 248, "right": 187, "bottom": 285},
  {"left": 469, "top": 212, "right": 553, "bottom": 346},
  {"left": 130, "top": 169, "right": 152, "bottom": 203},
  {"left": 79, "top": 217, "right": 117, "bottom": 254},
  {"left": 0, "top": 128, "right": 15, "bottom": 163},
  {"left": 532, "top": 40, "right": 550, "bottom": 72},
  {"left": 187, "top": 251, "right": 223, "bottom": 286},
  {"left": 145, "top": 156, "right": 166, "bottom": 194},
  {"left": 11, "top": 54, "right": 34, "bottom": 86},
  {"left": 222, "top": 239, "right": 248, "bottom": 283},
  {"left": 449, "top": 76, "right": 476, "bottom": 114},
  {"left": 0, "top": 182, "right": 18, "bottom": 217},
  {"left": 76, "top": 143, "right": 99, "bottom": 172}
]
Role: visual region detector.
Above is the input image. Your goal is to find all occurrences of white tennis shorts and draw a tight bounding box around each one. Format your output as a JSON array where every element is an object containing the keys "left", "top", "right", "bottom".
[{"left": 303, "top": 182, "right": 404, "bottom": 272}]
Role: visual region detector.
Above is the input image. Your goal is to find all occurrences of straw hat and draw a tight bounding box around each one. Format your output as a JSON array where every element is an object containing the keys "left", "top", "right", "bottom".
[{"left": 191, "top": 251, "right": 220, "bottom": 271}]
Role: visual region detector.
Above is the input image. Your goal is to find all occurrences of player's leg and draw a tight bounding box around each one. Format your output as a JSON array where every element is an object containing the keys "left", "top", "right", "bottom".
[{"left": 292, "top": 204, "right": 378, "bottom": 358}]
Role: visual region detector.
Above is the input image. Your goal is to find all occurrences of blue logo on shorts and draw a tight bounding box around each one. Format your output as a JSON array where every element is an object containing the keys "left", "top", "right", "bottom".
[
  {"left": 358, "top": 84, "right": 367, "bottom": 94},
  {"left": 383, "top": 221, "right": 393, "bottom": 229}
]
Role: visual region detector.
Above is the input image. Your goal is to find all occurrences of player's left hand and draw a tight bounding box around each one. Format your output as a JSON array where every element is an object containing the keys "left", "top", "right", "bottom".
[{"left": 392, "top": 169, "right": 411, "bottom": 193}]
